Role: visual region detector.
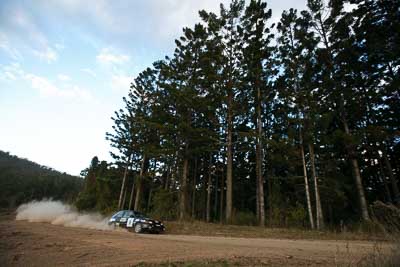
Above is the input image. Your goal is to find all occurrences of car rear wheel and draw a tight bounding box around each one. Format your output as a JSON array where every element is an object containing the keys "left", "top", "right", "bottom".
[{"left": 134, "top": 223, "right": 142, "bottom": 233}]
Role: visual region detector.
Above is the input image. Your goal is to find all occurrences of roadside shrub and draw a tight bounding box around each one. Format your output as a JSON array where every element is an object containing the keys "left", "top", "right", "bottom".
[
  {"left": 75, "top": 191, "right": 97, "bottom": 211},
  {"left": 149, "top": 189, "right": 177, "bottom": 220},
  {"left": 287, "top": 203, "right": 307, "bottom": 227},
  {"left": 232, "top": 211, "right": 257, "bottom": 226},
  {"left": 370, "top": 201, "right": 400, "bottom": 234}
]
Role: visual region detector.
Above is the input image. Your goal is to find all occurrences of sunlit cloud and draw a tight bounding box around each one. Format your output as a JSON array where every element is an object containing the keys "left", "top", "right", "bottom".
[
  {"left": 81, "top": 68, "right": 97, "bottom": 77},
  {"left": 57, "top": 74, "right": 71, "bottom": 81},
  {"left": 111, "top": 74, "right": 132, "bottom": 92},
  {"left": 33, "top": 47, "right": 58, "bottom": 63},
  {"left": 25, "top": 74, "right": 92, "bottom": 100},
  {"left": 96, "top": 47, "right": 130, "bottom": 65},
  {"left": 0, "top": 33, "right": 23, "bottom": 61}
]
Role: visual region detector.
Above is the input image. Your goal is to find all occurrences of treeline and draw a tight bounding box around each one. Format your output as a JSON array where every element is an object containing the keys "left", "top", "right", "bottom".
[
  {"left": 80, "top": 0, "right": 399, "bottom": 228},
  {"left": 0, "top": 151, "right": 83, "bottom": 209}
]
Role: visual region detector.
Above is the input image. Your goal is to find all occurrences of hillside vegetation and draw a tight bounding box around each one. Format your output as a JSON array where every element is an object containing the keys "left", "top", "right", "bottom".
[{"left": 0, "top": 150, "right": 83, "bottom": 209}]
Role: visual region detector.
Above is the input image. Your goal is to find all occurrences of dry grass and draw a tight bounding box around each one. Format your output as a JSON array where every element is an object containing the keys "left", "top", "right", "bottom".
[
  {"left": 164, "top": 220, "right": 388, "bottom": 241},
  {"left": 338, "top": 240, "right": 400, "bottom": 267}
]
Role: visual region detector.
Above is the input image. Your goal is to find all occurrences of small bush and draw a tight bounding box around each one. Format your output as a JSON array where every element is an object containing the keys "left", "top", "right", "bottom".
[
  {"left": 232, "top": 211, "right": 257, "bottom": 226},
  {"left": 287, "top": 203, "right": 307, "bottom": 227},
  {"left": 74, "top": 191, "right": 97, "bottom": 211},
  {"left": 370, "top": 201, "right": 400, "bottom": 234},
  {"left": 149, "top": 189, "right": 178, "bottom": 220}
]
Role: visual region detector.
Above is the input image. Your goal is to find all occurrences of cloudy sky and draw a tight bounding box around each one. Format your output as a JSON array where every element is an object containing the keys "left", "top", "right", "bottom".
[{"left": 0, "top": 0, "right": 307, "bottom": 176}]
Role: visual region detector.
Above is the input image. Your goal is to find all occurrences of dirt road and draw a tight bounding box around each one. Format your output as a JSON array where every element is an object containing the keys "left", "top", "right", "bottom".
[{"left": 0, "top": 214, "right": 389, "bottom": 266}]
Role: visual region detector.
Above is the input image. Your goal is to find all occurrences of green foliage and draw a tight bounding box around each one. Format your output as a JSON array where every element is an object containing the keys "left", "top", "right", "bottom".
[
  {"left": 232, "top": 211, "right": 257, "bottom": 226},
  {"left": 149, "top": 189, "right": 178, "bottom": 220},
  {"left": 287, "top": 203, "right": 307, "bottom": 228},
  {"left": 99, "top": 0, "right": 400, "bottom": 228},
  {"left": 0, "top": 150, "right": 83, "bottom": 209},
  {"left": 75, "top": 190, "right": 97, "bottom": 211}
]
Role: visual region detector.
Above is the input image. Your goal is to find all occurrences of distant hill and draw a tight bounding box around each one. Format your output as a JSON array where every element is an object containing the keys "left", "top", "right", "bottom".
[{"left": 0, "top": 150, "right": 84, "bottom": 209}]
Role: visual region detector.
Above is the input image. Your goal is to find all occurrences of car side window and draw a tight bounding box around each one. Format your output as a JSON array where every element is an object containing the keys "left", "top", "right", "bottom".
[
  {"left": 112, "top": 211, "right": 124, "bottom": 219},
  {"left": 123, "top": 211, "right": 134, "bottom": 218}
]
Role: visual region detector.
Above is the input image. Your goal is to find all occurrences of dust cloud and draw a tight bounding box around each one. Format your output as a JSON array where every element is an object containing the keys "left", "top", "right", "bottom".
[{"left": 16, "top": 200, "right": 114, "bottom": 231}]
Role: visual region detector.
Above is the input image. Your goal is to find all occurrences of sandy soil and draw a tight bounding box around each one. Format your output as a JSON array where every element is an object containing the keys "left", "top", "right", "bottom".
[{"left": 0, "top": 214, "right": 389, "bottom": 266}]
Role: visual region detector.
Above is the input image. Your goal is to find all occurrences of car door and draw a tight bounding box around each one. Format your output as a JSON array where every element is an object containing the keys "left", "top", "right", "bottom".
[
  {"left": 126, "top": 212, "right": 135, "bottom": 228},
  {"left": 119, "top": 210, "right": 133, "bottom": 226}
]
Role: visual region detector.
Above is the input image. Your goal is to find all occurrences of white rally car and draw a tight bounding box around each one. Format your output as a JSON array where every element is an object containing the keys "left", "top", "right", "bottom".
[{"left": 108, "top": 210, "right": 165, "bottom": 234}]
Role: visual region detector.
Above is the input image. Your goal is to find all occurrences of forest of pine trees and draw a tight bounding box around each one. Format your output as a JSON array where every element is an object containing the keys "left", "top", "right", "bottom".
[{"left": 79, "top": 0, "right": 399, "bottom": 229}]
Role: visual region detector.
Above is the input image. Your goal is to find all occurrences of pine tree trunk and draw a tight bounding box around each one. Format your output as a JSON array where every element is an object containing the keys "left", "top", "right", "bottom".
[
  {"left": 220, "top": 167, "right": 224, "bottom": 224},
  {"left": 164, "top": 165, "right": 170, "bottom": 191},
  {"left": 268, "top": 174, "right": 273, "bottom": 226},
  {"left": 256, "top": 182, "right": 260, "bottom": 221},
  {"left": 226, "top": 83, "right": 233, "bottom": 223},
  {"left": 256, "top": 86, "right": 265, "bottom": 226},
  {"left": 343, "top": 120, "right": 370, "bottom": 221},
  {"left": 309, "top": 143, "right": 324, "bottom": 229},
  {"left": 382, "top": 149, "right": 400, "bottom": 205},
  {"left": 121, "top": 186, "right": 127, "bottom": 210},
  {"left": 379, "top": 158, "right": 393, "bottom": 203},
  {"left": 147, "top": 188, "right": 153, "bottom": 212},
  {"left": 128, "top": 173, "right": 135, "bottom": 210},
  {"left": 206, "top": 154, "right": 212, "bottom": 222},
  {"left": 134, "top": 154, "right": 147, "bottom": 211},
  {"left": 300, "top": 130, "right": 315, "bottom": 229},
  {"left": 191, "top": 158, "right": 197, "bottom": 218},
  {"left": 214, "top": 167, "right": 219, "bottom": 221},
  {"left": 179, "top": 144, "right": 189, "bottom": 220},
  {"left": 118, "top": 156, "right": 131, "bottom": 210}
]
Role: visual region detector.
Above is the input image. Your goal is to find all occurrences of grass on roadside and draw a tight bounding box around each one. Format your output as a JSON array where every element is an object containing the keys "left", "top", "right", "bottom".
[{"left": 163, "top": 220, "right": 388, "bottom": 241}]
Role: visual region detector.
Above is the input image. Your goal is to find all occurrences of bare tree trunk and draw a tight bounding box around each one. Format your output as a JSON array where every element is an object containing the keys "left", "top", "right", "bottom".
[
  {"left": 382, "top": 149, "right": 400, "bottom": 205},
  {"left": 191, "top": 158, "right": 198, "bottom": 218},
  {"left": 121, "top": 186, "right": 127, "bottom": 209},
  {"left": 309, "top": 143, "right": 324, "bottom": 229},
  {"left": 220, "top": 168, "right": 224, "bottom": 224},
  {"left": 118, "top": 156, "right": 131, "bottom": 210},
  {"left": 256, "top": 86, "right": 265, "bottom": 226},
  {"left": 134, "top": 154, "right": 147, "bottom": 211},
  {"left": 300, "top": 130, "right": 315, "bottom": 229},
  {"left": 343, "top": 120, "right": 370, "bottom": 221},
  {"left": 226, "top": 85, "right": 233, "bottom": 223},
  {"left": 379, "top": 158, "right": 393, "bottom": 203},
  {"left": 164, "top": 165, "right": 170, "bottom": 191},
  {"left": 256, "top": 183, "right": 260, "bottom": 221},
  {"left": 128, "top": 173, "right": 135, "bottom": 210},
  {"left": 214, "top": 167, "right": 219, "bottom": 221},
  {"left": 268, "top": 174, "right": 273, "bottom": 226},
  {"left": 147, "top": 188, "right": 153, "bottom": 212},
  {"left": 179, "top": 144, "right": 189, "bottom": 220},
  {"left": 206, "top": 154, "right": 212, "bottom": 222}
]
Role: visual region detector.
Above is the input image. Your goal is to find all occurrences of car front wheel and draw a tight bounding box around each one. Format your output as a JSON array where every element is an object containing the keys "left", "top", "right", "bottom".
[{"left": 134, "top": 223, "right": 142, "bottom": 233}]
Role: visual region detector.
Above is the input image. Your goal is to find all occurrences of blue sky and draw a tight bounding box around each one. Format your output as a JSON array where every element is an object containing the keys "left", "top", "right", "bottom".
[{"left": 0, "top": 0, "right": 307, "bottom": 176}]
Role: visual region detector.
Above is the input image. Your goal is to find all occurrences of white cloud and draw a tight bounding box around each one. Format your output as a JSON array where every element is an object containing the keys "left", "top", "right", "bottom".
[
  {"left": 33, "top": 47, "right": 58, "bottom": 63},
  {"left": 25, "top": 74, "right": 92, "bottom": 100},
  {"left": 0, "top": 33, "right": 23, "bottom": 61},
  {"left": 0, "top": 62, "right": 92, "bottom": 101},
  {"left": 96, "top": 47, "right": 130, "bottom": 65},
  {"left": 81, "top": 68, "right": 97, "bottom": 77},
  {"left": 55, "top": 43, "right": 65, "bottom": 51},
  {"left": 111, "top": 74, "right": 132, "bottom": 92},
  {"left": 0, "top": 62, "right": 25, "bottom": 82},
  {"left": 58, "top": 74, "right": 71, "bottom": 81}
]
